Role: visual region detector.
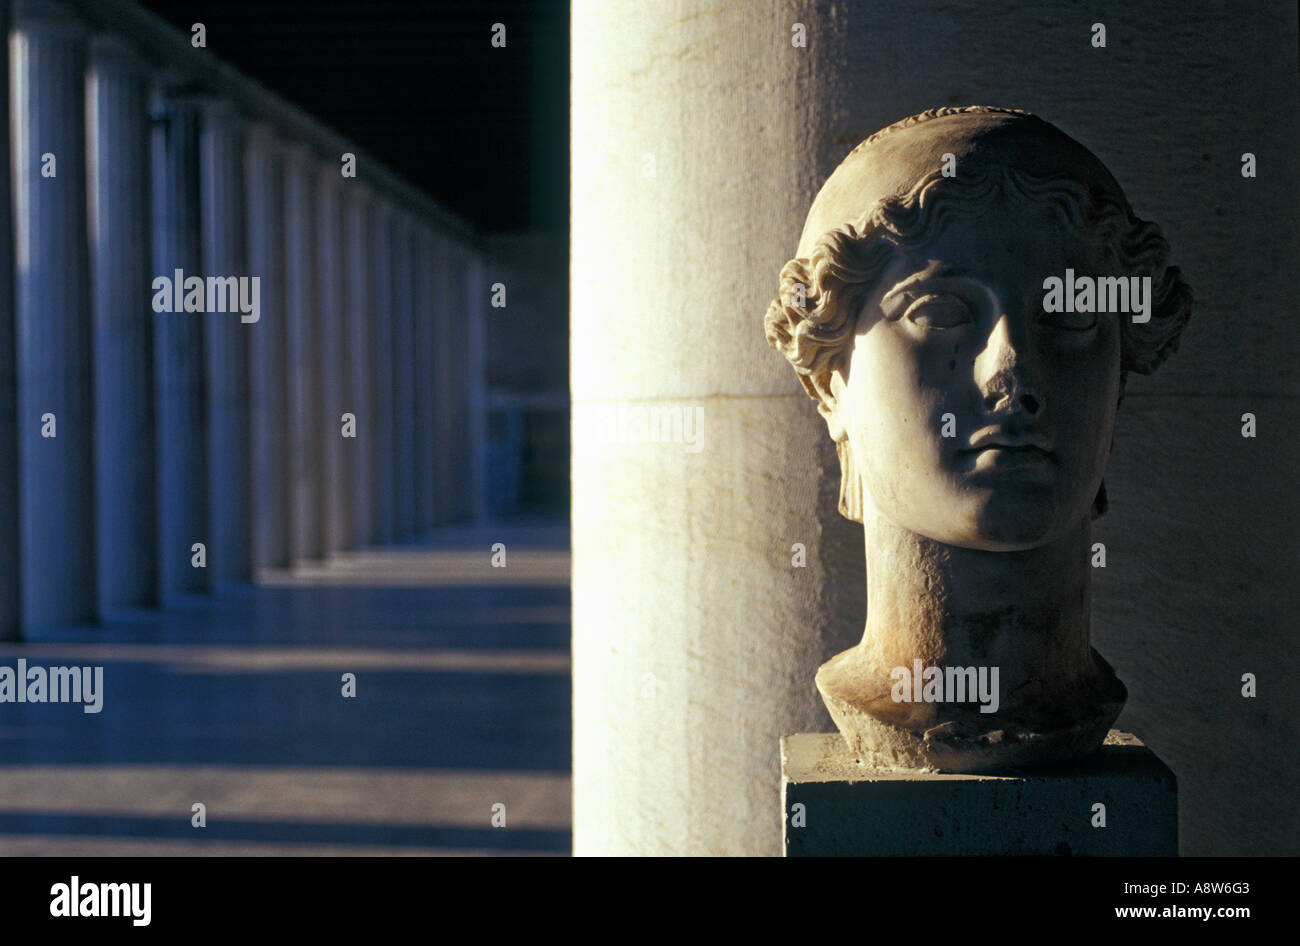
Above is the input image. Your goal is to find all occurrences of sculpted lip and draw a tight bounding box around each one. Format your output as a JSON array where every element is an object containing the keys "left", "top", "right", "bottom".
[{"left": 962, "top": 426, "right": 1054, "bottom": 454}]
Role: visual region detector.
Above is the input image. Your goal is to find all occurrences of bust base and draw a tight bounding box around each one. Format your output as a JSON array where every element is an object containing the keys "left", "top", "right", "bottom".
[
  {"left": 816, "top": 645, "right": 1127, "bottom": 773},
  {"left": 781, "top": 730, "right": 1178, "bottom": 856}
]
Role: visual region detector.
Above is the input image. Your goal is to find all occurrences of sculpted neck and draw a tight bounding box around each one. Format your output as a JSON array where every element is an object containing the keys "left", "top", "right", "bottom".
[{"left": 858, "top": 508, "right": 1096, "bottom": 691}]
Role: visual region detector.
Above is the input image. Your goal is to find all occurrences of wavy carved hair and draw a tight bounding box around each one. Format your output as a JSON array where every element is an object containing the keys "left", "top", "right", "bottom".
[{"left": 764, "top": 165, "right": 1193, "bottom": 522}]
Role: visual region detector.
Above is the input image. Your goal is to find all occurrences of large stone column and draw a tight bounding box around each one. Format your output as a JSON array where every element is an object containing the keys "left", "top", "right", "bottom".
[
  {"left": 411, "top": 224, "right": 436, "bottom": 535},
  {"left": 0, "top": 0, "right": 20, "bottom": 639},
  {"left": 389, "top": 214, "right": 416, "bottom": 541},
  {"left": 283, "top": 144, "right": 322, "bottom": 561},
  {"left": 570, "top": 2, "right": 865, "bottom": 855},
  {"left": 245, "top": 126, "right": 289, "bottom": 569},
  {"left": 10, "top": 0, "right": 98, "bottom": 628},
  {"left": 151, "top": 84, "right": 208, "bottom": 596},
  {"left": 317, "top": 166, "right": 350, "bottom": 554},
  {"left": 367, "top": 199, "right": 395, "bottom": 545},
  {"left": 430, "top": 235, "right": 464, "bottom": 525},
  {"left": 464, "top": 247, "right": 488, "bottom": 524},
  {"left": 342, "top": 186, "right": 373, "bottom": 546},
  {"left": 200, "top": 101, "right": 251, "bottom": 583},
  {"left": 87, "top": 34, "right": 155, "bottom": 609}
]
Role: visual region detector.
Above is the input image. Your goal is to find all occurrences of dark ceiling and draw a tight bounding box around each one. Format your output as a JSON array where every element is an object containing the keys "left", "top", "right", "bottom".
[{"left": 136, "top": 0, "right": 569, "bottom": 234}]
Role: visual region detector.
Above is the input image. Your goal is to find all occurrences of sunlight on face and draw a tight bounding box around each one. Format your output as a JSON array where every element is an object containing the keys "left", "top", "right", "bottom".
[{"left": 834, "top": 203, "right": 1122, "bottom": 550}]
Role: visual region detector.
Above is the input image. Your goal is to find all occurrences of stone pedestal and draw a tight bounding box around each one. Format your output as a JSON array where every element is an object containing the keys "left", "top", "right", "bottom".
[{"left": 781, "top": 731, "right": 1177, "bottom": 856}]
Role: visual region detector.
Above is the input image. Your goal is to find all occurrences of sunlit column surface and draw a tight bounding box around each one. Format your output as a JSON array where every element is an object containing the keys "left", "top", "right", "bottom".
[
  {"left": 0, "top": 0, "right": 20, "bottom": 639},
  {"left": 570, "top": 1, "right": 864, "bottom": 855},
  {"left": 11, "top": 0, "right": 97, "bottom": 626}
]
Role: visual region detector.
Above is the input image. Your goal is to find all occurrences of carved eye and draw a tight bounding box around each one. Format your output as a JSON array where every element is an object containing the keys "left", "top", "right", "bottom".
[
  {"left": 904, "top": 294, "right": 971, "bottom": 329},
  {"left": 1038, "top": 309, "right": 1097, "bottom": 331}
]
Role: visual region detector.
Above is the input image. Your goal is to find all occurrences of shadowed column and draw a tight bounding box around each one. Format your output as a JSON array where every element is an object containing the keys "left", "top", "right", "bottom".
[
  {"left": 390, "top": 214, "right": 416, "bottom": 540},
  {"left": 283, "top": 144, "right": 322, "bottom": 562},
  {"left": 201, "top": 101, "right": 251, "bottom": 583},
  {"left": 151, "top": 84, "right": 208, "bottom": 596},
  {"left": 430, "top": 231, "right": 456, "bottom": 526},
  {"left": 245, "top": 126, "right": 289, "bottom": 570},
  {"left": 87, "top": 34, "right": 155, "bottom": 609},
  {"left": 465, "top": 247, "right": 488, "bottom": 524},
  {"left": 412, "top": 224, "right": 436, "bottom": 536},
  {"left": 317, "top": 166, "right": 350, "bottom": 554},
  {"left": 11, "top": 0, "right": 97, "bottom": 628},
  {"left": 0, "top": 0, "right": 19, "bottom": 639},
  {"left": 343, "top": 186, "right": 373, "bottom": 547},
  {"left": 367, "top": 200, "right": 395, "bottom": 545}
]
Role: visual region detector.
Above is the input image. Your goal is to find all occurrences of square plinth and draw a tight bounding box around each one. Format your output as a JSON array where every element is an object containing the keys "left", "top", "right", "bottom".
[{"left": 781, "top": 731, "right": 1177, "bottom": 856}]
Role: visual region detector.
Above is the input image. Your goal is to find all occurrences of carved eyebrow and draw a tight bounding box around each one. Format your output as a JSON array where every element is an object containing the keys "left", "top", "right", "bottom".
[{"left": 880, "top": 264, "right": 982, "bottom": 308}]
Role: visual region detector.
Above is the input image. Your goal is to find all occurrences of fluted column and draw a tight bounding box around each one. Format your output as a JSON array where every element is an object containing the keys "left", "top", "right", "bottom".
[
  {"left": 244, "top": 126, "right": 289, "bottom": 569},
  {"left": 412, "top": 224, "right": 436, "bottom": 535},
  {"left": 151, "top": 83, "right": 208, "bottom": 596},
  {"left": 87, "top": 34, "right": 155, "bottom": 609},
  {"left": 11, "top": 0, "right": 96, "bottom": 627},
  {"left": 390, "top": 214, "right": 416, "bottom": 540},
  {"left": 283, "top": 144, "right": 322, "bottom": 562},
  {"left": 0, "top": 0, "right": 19, "bottom": 639},
  {"left": 317, "top": 165, "right": 350, "bottom": 554},
  {"left": 200, "top": 101, "right": 251, "bottom": 582},
  {"left": 367, "top": 199, "right": 395, "bottom": 544},
  {"left": 343, "top": 186, "right": 373, "bottom": 546}
]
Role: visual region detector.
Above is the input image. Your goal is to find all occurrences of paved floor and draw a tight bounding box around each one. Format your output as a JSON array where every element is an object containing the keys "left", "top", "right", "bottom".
[{"left": 0, "top": 523, "right": 571, "bottom": 855}]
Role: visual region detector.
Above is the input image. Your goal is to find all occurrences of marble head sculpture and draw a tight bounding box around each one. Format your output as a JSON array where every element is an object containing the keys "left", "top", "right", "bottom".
[{"left": 765, "top": 106, "right": 1192, "bottom": 772}]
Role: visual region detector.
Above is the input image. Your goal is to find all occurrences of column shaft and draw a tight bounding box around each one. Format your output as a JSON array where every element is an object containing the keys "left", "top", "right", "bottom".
[
  {"left": 0, "top": 0, "right": 19, "bottom": 638},
  {"left": 343, "top": 188, "right": 372, "bottom": 546},
  {"left": 390, "top": 215, "right": 416, "bottom": 540},
  {"left": 367, "top": 202, "right": 395, "bottom": 544},
  {"left": 283, "top": 146, "right": 322, "bottom": 561},
  {"left": 317, "top": 169, "right": 350, "bottom": 553},
  {"left": 412, "top": 225, "right": 436, "bottom": 535},
  {"left": 11, "top": 4, "right": 96, "bottom": 627},
  {"left": 201, "top": 103, "right": 251, "bottom": 582},
  {"left": 88, "top": 36, "right": 155, "bottom": 609},
  {"left": 245, "top": 128, "right": 289, "bottom": 569},
  {"left": 151, "top": 88, "right": 208, "bottom": 596},
  {"left": 430, "top": 233, "right": 457, "bottom": 526}
]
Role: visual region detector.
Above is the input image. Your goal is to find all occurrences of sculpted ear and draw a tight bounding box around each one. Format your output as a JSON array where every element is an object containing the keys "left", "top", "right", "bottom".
[{"left": 804, "top": 368, "right": 848, "bottom": 443}]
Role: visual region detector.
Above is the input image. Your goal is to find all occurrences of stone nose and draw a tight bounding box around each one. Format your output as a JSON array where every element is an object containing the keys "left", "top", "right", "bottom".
[{"left": 974, "top": 313, "right": 1043, "bottom": 416}]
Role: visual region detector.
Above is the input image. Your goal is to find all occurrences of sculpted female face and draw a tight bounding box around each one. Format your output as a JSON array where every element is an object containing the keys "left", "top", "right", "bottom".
[{"left": 827, "top": 201, "right": 1122, "bottom": 551}]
